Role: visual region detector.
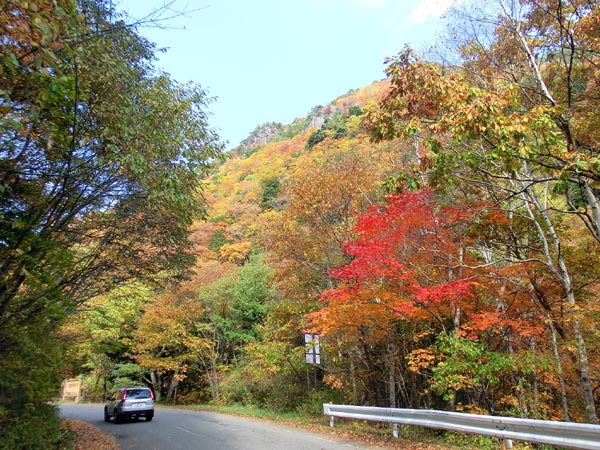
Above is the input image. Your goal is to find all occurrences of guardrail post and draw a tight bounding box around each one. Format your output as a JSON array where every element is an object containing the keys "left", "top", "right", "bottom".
[
  {"left": 330, "top": 415, "right": 334, "bottom": 428},
  {"left": 504, "top": 438, "right": 513, "bottom": 449},
  {"left": 392, "top": 423, "right": 398, "bottom": 438}
]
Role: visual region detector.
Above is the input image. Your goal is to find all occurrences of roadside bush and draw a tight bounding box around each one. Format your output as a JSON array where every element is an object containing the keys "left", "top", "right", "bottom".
[
  {"left": 443, "top": 431, "right": 501, "bottom": 450},
  {"left": 0, "top": 403, "right": 65, "bottom": 450},
  {"left": 217, "top": 373, "right": 255, "bottom": 407},
  {"left": 0, "top": 322, "right": 66, "bottom": 449},
  {"left": 295, "top": 388, "right": 344, "bottom": 416},
  {"left": 218, "top": 342, "right": 311, "bottom": 411}
]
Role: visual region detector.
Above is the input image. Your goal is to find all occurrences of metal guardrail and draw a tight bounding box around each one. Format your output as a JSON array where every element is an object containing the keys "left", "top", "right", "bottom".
[{"left": 323, "top": 403, "right": 600, "bottom": 449}]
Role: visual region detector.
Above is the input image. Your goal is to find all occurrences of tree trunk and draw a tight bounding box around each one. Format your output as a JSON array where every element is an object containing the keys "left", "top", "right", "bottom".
[
  {"left": 581, "top": 180, "right": 600, "bottom": 243},
  {"left": 168, "top": 370, "right": 179, "bottom": 403},
  {"left": 350, "top": 356, "right": 358, "bottom": 405},
  {"left": 550, "top": 321, "right": 570, "bottom": 421},
  {"left": 206, "top": 352, "right": 220, "bottom": 400},
  {"left": 387, "top": 333, "right": 397, "bottom": 408},
  {"left": 504, "top": 3, "right": 598, "bottom": 422},
  {"left": 150, "top": 371, "right": 161, "bottom": 401},
  {"left": 520, "top": 178, "right": 597, "bottom": 423},
  {"left": 529, "top": 336, "right": 539, "bottom": 411}
]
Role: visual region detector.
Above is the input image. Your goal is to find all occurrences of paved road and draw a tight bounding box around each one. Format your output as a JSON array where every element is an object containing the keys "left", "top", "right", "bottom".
[{"left": 59, "top": 403, "right": 388, "bottom": 450}]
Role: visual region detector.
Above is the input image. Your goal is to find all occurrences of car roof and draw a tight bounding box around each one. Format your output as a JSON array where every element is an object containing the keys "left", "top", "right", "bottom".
[{"left": 116, "top": 387, "right": 151, "bottom": 391}]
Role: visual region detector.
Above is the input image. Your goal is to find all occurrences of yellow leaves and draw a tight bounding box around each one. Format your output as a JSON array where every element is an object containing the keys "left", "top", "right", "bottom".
[
  {"left": 218, "top": 241, "right": 252, "bottom": 264},
  {"left": 345, "top": 114, "right": 363, "bottom": 134},
  {"left": 455, "top": 404, "right": 489, "bottom": 415},
  {"left": 407, "top": 348, "right": 436, "bottom": 373},
  {"left": 323, "top": 373, "right": 344, "bottom": 390},
  {"left": 173, "top": 369, "right": 188, "bottom": 382},
  {"left": 242, "top": 191, "right": 259, "bottom": 204},
  {"left": 412, "top": 329, "right": 435, "bottom": 342},
  {"left": 132, "top": 287, "right": 213, "bottom": 374}
]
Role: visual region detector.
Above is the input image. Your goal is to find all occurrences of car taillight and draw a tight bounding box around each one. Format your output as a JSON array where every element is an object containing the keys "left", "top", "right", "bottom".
[
  {"left": 121, "top": 389, "right": 127, "bottom": 401},
  {"left": 150, "top": 389, "right": 155, "bottom": 400}
]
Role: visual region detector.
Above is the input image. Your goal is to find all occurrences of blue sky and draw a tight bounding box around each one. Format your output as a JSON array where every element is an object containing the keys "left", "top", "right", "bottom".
[{"left": 118, "top": 0, "right": 453, "bottom": 149}]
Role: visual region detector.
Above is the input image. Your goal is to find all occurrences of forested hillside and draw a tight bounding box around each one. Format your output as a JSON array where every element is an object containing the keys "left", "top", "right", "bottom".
[
  {"left": 3, "top": 1, "right": 600, "bottom": 447},
  {"left": 67, "top": 0, "right": 600, "bottom": 425},
  {"left": 63, "top": 79, "right": 404, "bottom": 411},
  {"left": 66, "top": 0, "right": 600, "bottom": 425}
]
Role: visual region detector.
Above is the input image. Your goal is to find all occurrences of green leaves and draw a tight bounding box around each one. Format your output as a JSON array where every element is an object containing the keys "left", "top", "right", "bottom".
[
  {"left": 1, "top": 0, "right": 225, "bottom": 441},
  {"left": 430, "top": 333, "right": 513, "bottom": 400}
]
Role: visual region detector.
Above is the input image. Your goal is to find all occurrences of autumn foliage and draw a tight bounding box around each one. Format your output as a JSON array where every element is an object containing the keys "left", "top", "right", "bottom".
[
  {"left": 310, "top": 190, "right": 478, "bottom": 334},
  {"left": 56, "top": 0, "right": 600, "bottom": 432}
]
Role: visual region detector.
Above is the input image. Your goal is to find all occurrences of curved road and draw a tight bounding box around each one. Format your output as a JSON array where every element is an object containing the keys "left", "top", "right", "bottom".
[{"left": 59, "top": 404, "right": 388, "bottom": 450}]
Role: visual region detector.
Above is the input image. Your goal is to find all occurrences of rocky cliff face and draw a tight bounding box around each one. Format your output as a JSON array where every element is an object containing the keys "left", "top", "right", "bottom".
[
  {"left": 234, "top": 81, "right": 388, "bottom": 153},
  {"left": 238, "top": 122, "right": 283, "bottom": 150},
  {"left": 235, "top": 106, "right": 338, "bottom": 153}
]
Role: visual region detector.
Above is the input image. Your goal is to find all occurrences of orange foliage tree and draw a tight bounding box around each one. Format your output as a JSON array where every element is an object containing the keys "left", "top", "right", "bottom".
[
  {"left": 362, "top": 0, "right": 600, "bottom": 420},
  {"left": 133, "top": 279, "right": 214, "bottom": 403},
  {"left": 308, "top": 190, "right": 544, "bottom": 411}
]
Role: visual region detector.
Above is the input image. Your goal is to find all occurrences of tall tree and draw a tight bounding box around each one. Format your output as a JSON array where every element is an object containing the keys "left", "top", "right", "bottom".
[
  {"left": 308, "top": 190, "right": 479, "bottom": 407},
  {"left": 60, "top": 282, "right": 152, "bottom": 399},
  {"left": 309, "top": 190, "right": 547, "bottom": 412},
  {"left": 133, "top": 281, "right": 214, "bottom": 402},
  {"left": 0, "top": 0, "right": 222, "bottom": 445},
  {"left": 364, "top": 0, "right": 600, "bottom": 422}
]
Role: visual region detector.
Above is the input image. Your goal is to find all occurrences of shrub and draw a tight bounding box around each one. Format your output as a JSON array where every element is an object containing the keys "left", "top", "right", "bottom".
[
  {"left": 261, "top": 178, "right": 281, "bottom": 209},
  {"left": 208, "top": 229, "right": 231, "bottom": 252},
  {"left": 306, "top": 129, "right": 326, "bottom": 149},
  {"left": 0, "top": 322, "right": 66, "bottom": 449},
  {"left": 348, "top": 105, "right": 362, "bottom": 116},
  {"left": 0, "top": 403, "right": 65, "bottom": 450}
]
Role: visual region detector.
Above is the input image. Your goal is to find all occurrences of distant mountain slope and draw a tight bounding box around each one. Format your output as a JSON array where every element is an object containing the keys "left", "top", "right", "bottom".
[
  {"left": 197, "top": 79, "right": 391, "bottom": 263},
  {"left": 232, "top": 80, "right": 389, "bottom": 156},
  {"left": 194, "top": 80, "right": 398, "bottom": 263}
]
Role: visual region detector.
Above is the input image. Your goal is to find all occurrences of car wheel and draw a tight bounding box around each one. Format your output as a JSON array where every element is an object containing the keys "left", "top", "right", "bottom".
[
  {"left": 104, "top": 407, "right": 110, "bottom": 422},
  {"left": 113, "top": 410, "right": 122, "bottom": 424},
  {"left": 146, "top": 413, "right": 153, "bottom": 422}
]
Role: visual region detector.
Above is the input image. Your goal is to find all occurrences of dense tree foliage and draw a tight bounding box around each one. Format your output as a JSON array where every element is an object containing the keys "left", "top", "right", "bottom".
[
  {"left": 364, "top": 0, "right": 600, "bottom": 421},
  {"left": 35, "top": 0, "right": 600, "bottom": 443},
  {"left": 1, "top": 0, "right": 222, "bottom": 446}
]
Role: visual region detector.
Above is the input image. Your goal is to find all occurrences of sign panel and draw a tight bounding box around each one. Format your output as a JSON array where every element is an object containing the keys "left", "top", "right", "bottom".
[{"left": 304, "top": 333, "right": 320, "bottom": 365}]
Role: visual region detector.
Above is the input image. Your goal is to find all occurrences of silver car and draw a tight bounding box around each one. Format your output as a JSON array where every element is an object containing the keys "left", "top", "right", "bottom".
[{"left": 104, "top": 387, "right": 155, "bottom": 423}]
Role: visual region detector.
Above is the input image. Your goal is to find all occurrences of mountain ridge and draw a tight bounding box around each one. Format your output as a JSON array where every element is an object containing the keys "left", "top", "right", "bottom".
[{"left": 232, "top": 79, "right": 389, "bottom": 156}]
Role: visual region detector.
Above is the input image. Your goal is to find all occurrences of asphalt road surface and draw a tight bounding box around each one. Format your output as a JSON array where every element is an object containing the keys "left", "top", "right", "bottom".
[{"left": 59, "top": 403, "right": 389, "bottom": 450}]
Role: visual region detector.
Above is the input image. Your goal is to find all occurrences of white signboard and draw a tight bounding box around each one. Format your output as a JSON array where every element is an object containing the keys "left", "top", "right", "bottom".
[{"left": 304, "top": 333, "right": 320, "bottom": 365}]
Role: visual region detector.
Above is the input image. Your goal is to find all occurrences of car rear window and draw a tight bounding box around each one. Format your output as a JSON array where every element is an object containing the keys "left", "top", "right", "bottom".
[{"left": 125, "top": 388, "right": 151, "bottom": 399}]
